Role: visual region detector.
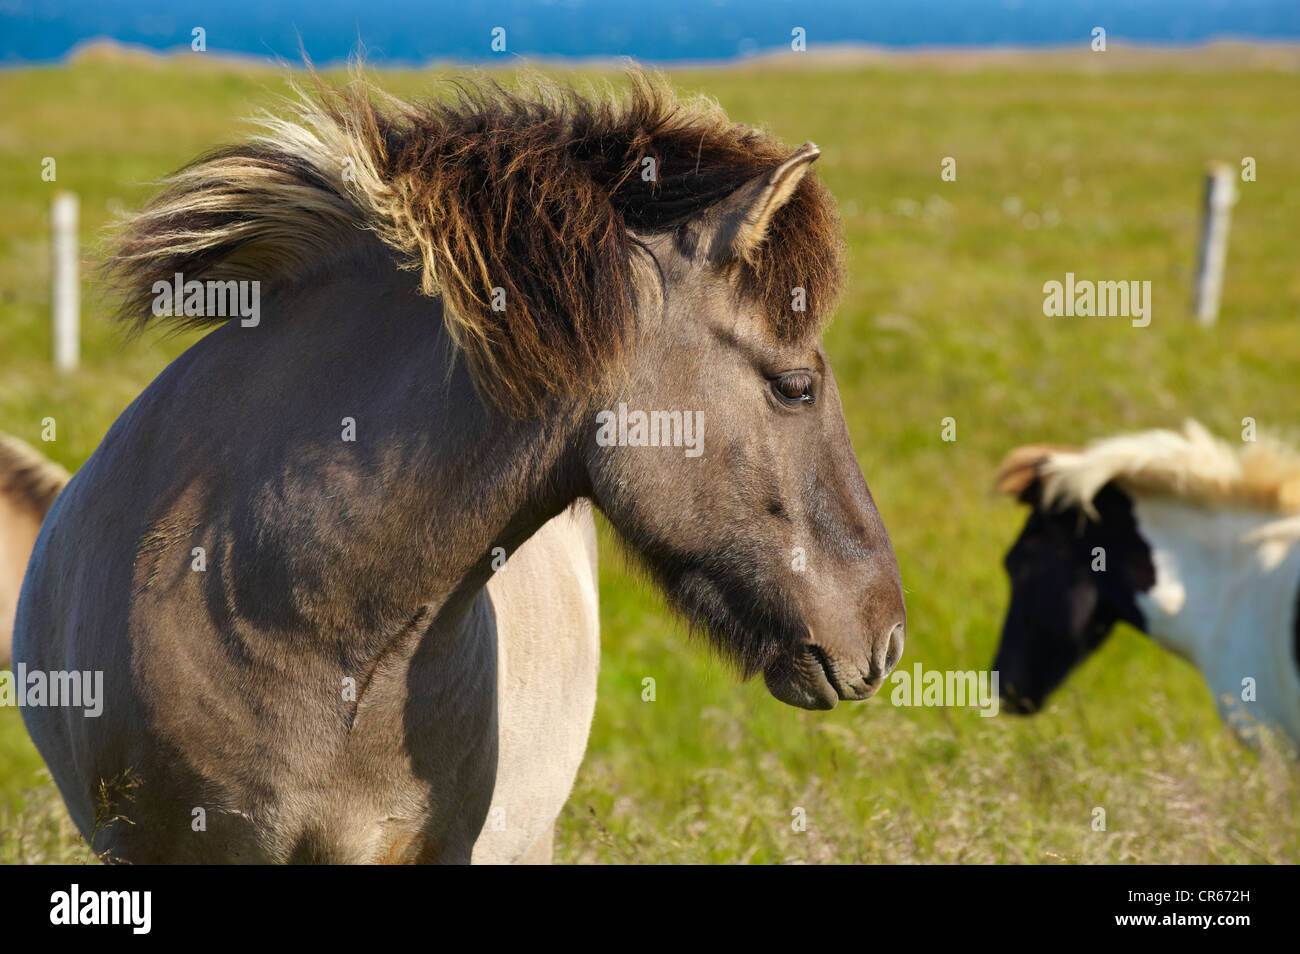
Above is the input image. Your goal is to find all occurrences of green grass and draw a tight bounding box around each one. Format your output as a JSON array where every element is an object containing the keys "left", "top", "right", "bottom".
[{"left": 1, "top": 49, "right": 1298, "bottom": 863}]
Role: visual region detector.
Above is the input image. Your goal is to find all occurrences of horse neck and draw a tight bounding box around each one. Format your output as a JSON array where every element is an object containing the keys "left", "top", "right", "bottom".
[
  {"left": 267, "top": 264, "right": 592, "bottom": 637},
  {"left": 393, "top": 383, "right": 589, "bottom": 632},
  {"left": 1129, "top": 496, "right": 1300, "bottom": 692}
]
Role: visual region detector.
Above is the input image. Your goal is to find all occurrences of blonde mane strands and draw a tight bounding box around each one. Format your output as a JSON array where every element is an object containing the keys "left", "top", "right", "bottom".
[
  {"left": 105, "top": 67, "right": 845, "bottom": 411},
  {"left": 0, "top": 434, "right": 70, "bottom": 520},
  {"left": 997, "top": 420, "right": 1300, "bottom": 516}
]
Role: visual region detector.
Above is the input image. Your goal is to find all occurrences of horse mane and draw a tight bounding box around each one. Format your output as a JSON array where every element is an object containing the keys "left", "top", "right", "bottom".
[
  {"left": 996, "top": 420, "right": 1300, "bottom": 516},
  {"left": 105, "top": 68, "right": 844, "bottom": 410},
  {"left": 0, "top": 434, "right": 70, "bottom": 521}
]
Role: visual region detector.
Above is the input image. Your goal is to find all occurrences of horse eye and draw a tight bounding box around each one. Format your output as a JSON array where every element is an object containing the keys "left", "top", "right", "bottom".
[{"left": 772, "top": 373, "right": 814, "bottom": 406}]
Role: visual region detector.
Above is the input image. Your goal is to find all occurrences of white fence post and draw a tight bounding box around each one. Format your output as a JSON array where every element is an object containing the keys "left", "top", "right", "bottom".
[
  {"left": 51, "top": 191, "right": 79, "bottom": 372},
  {"left": 1193, "top": 162, "right": 1235, "bottom": 327}
]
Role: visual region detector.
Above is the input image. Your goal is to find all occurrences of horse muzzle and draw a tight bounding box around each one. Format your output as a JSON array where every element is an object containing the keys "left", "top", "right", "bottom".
[{"left": 763, "top": 622, "right": 905, "bottom": 710}]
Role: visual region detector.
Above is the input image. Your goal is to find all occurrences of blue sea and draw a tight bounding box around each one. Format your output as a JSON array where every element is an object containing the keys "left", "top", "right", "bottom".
[{"left": 2, "top": 0, "right": 1298, "bottom": 65}]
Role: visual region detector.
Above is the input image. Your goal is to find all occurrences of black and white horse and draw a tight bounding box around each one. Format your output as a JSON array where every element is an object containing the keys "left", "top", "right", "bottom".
[{"left": 992, "top": 420, "right": 1300, "bottom": 749}]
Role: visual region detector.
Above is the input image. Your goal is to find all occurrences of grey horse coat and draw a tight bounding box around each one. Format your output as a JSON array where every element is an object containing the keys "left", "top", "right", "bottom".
[{"left": 16, "top": 282, "right": 600, "bottom": 864}]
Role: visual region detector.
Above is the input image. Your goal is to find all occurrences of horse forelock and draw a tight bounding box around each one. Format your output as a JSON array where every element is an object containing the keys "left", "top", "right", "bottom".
[{"left": 104, "top": 67, "right": 845, "bottom": 412}]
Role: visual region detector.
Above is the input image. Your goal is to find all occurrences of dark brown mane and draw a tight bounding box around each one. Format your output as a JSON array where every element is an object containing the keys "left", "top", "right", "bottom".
[{"left": 106, "top": 69, "right": 845, "bottom": 410}]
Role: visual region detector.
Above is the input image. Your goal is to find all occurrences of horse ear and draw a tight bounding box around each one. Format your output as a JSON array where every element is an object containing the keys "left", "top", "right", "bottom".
[
  {"left": 707, "top": 142, "right": 821, "bottom": 266},
  {"left": 995, "top": 445, "right": 1057, "bottom": 504}
]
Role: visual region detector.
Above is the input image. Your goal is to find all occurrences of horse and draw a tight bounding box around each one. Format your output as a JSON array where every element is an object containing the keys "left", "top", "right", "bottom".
[
  {"left": 7, "top": 425, "right": 595, "bottom": 863},
  {"left": 14, "top": 71, "right": 906, "bottom": 863},
  {"left": 992, "top": 419, "right": 1300, "bottom": 749},
  {"left": 0, "top": 435, "right": 68, "bottom": 668}
]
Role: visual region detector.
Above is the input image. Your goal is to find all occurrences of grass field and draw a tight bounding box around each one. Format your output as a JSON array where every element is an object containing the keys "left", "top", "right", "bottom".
[{"left": 1, "top": 46, "right": 1298, "bottom": 863}]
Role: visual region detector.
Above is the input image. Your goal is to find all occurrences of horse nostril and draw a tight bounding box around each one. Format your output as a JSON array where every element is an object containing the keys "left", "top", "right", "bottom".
[{"left": 883, "top": 622, "right": 904, "bottom": 675}]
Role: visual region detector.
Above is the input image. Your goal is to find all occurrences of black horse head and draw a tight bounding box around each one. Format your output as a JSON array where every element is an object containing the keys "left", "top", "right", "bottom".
[{"left": 991, "top": 447, "right": 1156, "bottom": 713}]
